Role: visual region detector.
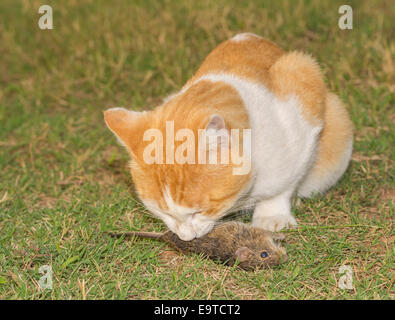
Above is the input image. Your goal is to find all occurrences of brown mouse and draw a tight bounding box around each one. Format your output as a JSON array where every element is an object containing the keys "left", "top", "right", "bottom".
[{"left": 108, "top": 221, "right": 288, "bottom": 270}]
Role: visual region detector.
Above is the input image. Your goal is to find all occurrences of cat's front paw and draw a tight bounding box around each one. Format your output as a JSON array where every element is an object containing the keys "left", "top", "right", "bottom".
[{"left": 251, "top": 214, "right": 297, "bottom": 232}]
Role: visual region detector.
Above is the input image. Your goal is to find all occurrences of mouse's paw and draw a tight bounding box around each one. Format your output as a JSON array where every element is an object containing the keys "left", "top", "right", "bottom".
[{"left": 251, "top": 214, "right": 297, "bottom": 232}]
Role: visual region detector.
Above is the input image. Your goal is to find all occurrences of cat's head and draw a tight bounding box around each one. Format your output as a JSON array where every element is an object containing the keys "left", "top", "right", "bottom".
[{"left": 104, "top": 86, "right": 251, "bottom": 240}]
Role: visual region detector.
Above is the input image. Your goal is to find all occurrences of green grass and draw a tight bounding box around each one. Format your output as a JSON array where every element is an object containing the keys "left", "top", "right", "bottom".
[{"left": 0, "top": 0, "right": 393, "bottom": 299}]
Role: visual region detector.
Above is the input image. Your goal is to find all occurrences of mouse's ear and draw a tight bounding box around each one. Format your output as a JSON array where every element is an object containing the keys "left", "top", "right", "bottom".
[{"left": 235, "top": 246, "right": 251, "bottom": 262}]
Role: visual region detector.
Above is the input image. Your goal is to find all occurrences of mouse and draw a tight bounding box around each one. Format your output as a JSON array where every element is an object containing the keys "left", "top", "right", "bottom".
[{"left": 108, "top": 221, "right": 288, "bottom": 270}]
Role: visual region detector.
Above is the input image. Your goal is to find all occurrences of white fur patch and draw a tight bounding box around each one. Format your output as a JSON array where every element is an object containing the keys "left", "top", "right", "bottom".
[
  {"left": 193, "top": 73, "right": 323, "bottom": 200},
  {"left": 231, "top": 32, "right": 261, "bottom": 42},
  {"left": 252, "top": 214, "right": 297, "bottom": 232},
  {"left": 162, "top": 185, "right": 196, "bottom": 217},
  {"left": 297, "top": 138, "right": 353, "bottom": 197},
  {"left": 142, "top": 187, "right": 216, "bottom": 241},
  {"left": 251, "top": 189, "right": 297, "bottom": 232}
]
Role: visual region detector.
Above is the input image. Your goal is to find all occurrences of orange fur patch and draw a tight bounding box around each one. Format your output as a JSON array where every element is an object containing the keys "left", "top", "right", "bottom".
[
  {"left": 105, "top": 81, "right": 251, "bottom": 217},
  {"left": 269, "top": 51, "right": 327, "bottom": 125},
  {"left": 310, "top": 92, "right": 353, "bottom": 176},
  {"left": 189, "top": 36, "right": 284, "bottom": 88}
]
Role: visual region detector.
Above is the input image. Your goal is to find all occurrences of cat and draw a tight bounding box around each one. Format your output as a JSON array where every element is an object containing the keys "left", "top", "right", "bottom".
[{"left": 104, "top": 33, "right": 353, "bottom": 241}]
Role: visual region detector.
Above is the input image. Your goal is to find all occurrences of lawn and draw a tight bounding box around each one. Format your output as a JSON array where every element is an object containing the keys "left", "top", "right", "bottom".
[{"left": 0, "top": 0, "right": 393, "bottom": 299}]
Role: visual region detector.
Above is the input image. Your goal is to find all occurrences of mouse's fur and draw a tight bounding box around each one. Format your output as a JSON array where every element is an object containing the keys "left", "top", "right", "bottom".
[{"left": 109, "top": 221, "right": 287, "bottom": 270}]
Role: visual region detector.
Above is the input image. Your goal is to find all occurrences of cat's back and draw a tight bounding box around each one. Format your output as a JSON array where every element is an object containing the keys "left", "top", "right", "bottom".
[
  {"left": 188, "top": 33, "right": 284, "bottom": 88},
  {"left": 184, "top": 33, "right": 326, "bottom": 127}
]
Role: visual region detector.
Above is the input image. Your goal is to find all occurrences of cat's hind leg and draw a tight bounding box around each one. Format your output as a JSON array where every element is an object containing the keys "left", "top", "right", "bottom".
[{"left": 297, "top": 93, "right": 353, "bottom": 198}]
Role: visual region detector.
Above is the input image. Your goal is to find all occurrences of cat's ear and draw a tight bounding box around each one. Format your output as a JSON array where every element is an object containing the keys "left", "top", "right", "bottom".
[
  {"left": 103, "top": 107, "right": 145, "bottom": 155},
  {"left": 202, "top": 114, "right": 229, "bottom": 150},
  {"left": 206, "top": 114, "right": 226, "bottom": 131}
]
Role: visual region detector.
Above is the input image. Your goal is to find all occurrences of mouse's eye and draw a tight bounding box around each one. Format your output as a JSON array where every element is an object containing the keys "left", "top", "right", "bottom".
[{"left": 260, "top": 251, "right": 269, "bottom": 258}]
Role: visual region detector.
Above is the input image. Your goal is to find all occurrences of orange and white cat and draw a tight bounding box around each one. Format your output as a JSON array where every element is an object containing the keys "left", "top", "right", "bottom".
[{"left": 104, "top": 33, "right": 353, "bottom": 241}]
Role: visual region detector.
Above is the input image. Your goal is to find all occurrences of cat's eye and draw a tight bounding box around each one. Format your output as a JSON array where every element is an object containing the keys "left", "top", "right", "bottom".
[{"left": 260, "top": 251, "right": 269, "bottom": 258}]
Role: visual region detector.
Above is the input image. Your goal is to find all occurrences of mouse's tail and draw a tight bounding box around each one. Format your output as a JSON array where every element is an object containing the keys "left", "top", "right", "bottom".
[{"left": 107, "top": 231, "right": 163, "bottom": 240}]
